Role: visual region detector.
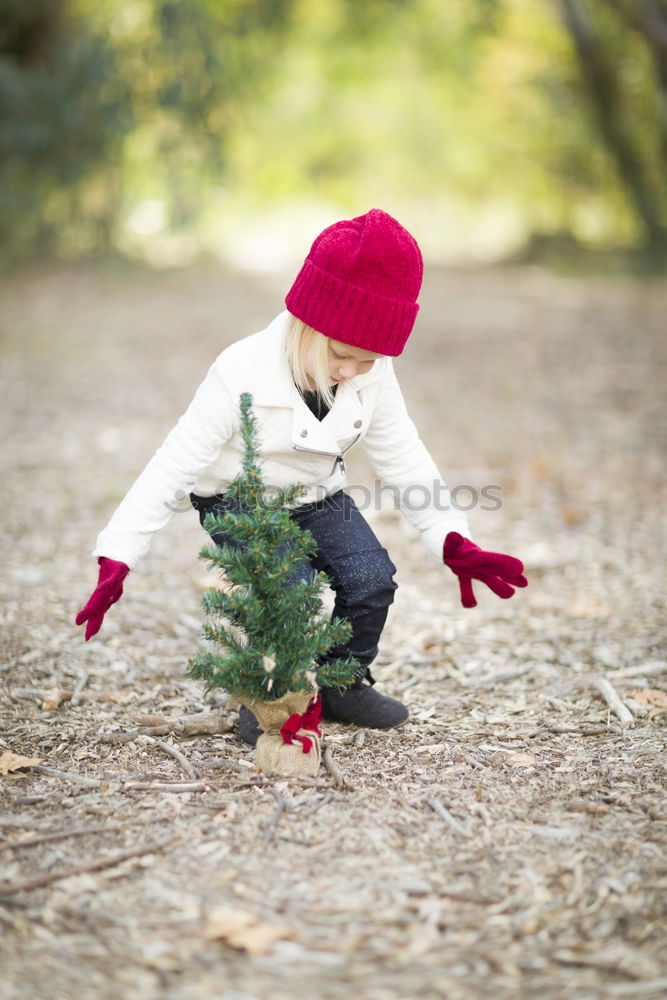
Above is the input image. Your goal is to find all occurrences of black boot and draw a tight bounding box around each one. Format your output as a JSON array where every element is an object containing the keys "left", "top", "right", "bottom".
[
  {"left": 238, "top": 705, "right": 261, "bottom": 746},
  {"left": 319, "top": 680, "right": 408, "bottom": 729}
]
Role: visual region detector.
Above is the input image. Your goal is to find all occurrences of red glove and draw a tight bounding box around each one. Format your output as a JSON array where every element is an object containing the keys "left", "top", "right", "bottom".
[
  {"left": 443, "top": 532, "right": 527, "bottom": 609},
  {"left": 75, "top": 557, "right": 130, "bottom": 640}
]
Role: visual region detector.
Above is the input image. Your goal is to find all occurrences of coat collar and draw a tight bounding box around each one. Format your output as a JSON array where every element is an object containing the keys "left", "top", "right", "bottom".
[
  {"left": 252, "top": 311, "right": 386, "bottom": 407},
  {"left": 251, "top": 311, "right": 386, "bottom": 456},
  {"left": 252, "top": 312, "right": 302, "bottom": 408}
]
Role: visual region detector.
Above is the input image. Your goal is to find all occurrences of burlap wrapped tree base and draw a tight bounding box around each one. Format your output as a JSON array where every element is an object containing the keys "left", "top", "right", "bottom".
[{"left": 241, "top": 690, "right": 322, "bottom": 777}]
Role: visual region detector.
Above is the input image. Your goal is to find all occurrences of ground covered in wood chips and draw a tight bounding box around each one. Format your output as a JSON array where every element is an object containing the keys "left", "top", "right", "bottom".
[{"left": 1, "top": 261, "right": 666, "bottom": 1000}]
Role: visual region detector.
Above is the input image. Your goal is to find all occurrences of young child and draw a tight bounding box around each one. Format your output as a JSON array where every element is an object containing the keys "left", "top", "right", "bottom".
[{"left": 76, "top": 209, "right": 527, "bottom": 744}]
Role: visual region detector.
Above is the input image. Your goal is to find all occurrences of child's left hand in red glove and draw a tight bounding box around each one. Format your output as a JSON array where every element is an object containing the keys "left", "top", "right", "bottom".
[
  {"left": 75, "top": 557, "right": 130, "bottom": 640},
  {"left": 443, "top": 531, "right": 528, "bottom": 608}
]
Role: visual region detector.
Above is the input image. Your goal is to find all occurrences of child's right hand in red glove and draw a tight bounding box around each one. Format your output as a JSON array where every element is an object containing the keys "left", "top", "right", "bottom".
[
  {"left": 443, "top": 532, "right": 527, "bottom": 608},
  {"left": 75, "top": 557, "right": 130, "bottom": 640}
]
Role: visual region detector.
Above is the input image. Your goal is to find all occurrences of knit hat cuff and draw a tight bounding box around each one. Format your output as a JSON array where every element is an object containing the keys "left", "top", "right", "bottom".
[{"left": 286, "top": 258, "right": 419, "bottom": 357}]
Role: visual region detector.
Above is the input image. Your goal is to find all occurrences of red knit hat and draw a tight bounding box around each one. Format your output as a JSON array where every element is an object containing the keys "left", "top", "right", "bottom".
[{"left": 285, "top": 208, "right": 423, "bottom": 356}]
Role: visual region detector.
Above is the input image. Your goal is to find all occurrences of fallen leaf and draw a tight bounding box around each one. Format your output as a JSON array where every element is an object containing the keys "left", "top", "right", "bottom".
[
  {"left": 566, "top": 801, "right": 609, "bottom": 815},
  {"left": 208, "top": 910, "right": 253, "bottom": 937},
  {"left": 561, "top": 505, "right": 584, "bottom": 526},
  {"left": 204, "top": 907, "right": 293, "bottom": 956},
  {"left": 507, "top": 752, "right": 538, "bottom": 768},
  {"left": 0, "top": 750, "right": 42, "bottom": 776},
  {"left": 41, "top": 688, "right": 73, "bottom": 711},
  {"left": 628, "top": 688, "right": 667, "bottom": 707},
  {"left": 88, "top": 691, "right": 127, "bottom": 704}
]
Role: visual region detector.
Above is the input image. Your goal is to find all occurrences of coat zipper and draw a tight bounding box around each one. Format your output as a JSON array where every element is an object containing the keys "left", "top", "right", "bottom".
[{"left": 292, "top": 432, "right": 361, "bottom": 477}]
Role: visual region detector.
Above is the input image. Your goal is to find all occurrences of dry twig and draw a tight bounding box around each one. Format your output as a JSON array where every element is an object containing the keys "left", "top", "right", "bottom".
[
  {"left": 594, "top": 678, "right": 635, "bottom": 728},
  {"left": 322, "top": 742, "right": 353, "bottom": 790},
  {"left": 465, "top": 665, "right": 533, "bottom": 687},
  {"left": 544, "top": 724, "right": 616, "bottom": 736},
  {"left": 464, "top": 754, "right": 488, "bottom": 771},
  {"left": 28, "top": 765, "right": 101, "bottom": 788},
  {"left": 131, "top": 712, "right": 228, "bottom": 736},
  {"left": 69, "top": 671, "right": 90, "bottom": 708},
  {"left": 608, "top": 662, "right": 666, "bottom": 681},
  {"left": 10, "top": 687, "right": 124, "bottom": 709},
  {"left": 2, "top": 821, "right": 146, "bottom": 851},
  {"left": 123, "top": 780, "right": 209, "bottom": 793},
  {"left": 0, "top": 832, "right": 180, "bottom": 895},
  {"left": 606, "top": 978, "right": 667, "bottom": 997},
  {"left": 263, "top": 787, "right": 286, "bottom": 844},
  {"left": 139, "top": 736, "right": 199, "bottom": 779},
  {"left": 427, "top": 797, "right": 469, "bottom": 836}
]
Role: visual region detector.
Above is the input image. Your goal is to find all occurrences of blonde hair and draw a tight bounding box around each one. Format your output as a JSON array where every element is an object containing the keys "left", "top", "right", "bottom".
[{"left": 285, "top": 314, "right": 337, "bottom": 408}]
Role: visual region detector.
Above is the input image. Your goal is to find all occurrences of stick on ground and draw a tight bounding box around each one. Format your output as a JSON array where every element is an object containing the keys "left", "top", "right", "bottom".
[
  {"left": 28, "top": 765, "right": 101, "bottom": 788},
  {"left": 0, "top": 832, "right": 180, "bottom": 895},
  {"left": 427, "top": 797, "right": 469, "bottom": 836},
  {"left": 130, "top": 713, "right": 228, "bottom": 736},
  {"left": 322, "top": 742, "right": 353, "bottom": 790},
  {"left": 123, "top": 781, "right": 209, "bottom": 793},
  {"left": 139, "top": 736, "right": 199, "bottom": 780},
  {"left": 70, "top": 670, "right": 90, "bottom": 708},
  {"left": 545, "top": 724, "right": 616, "bottom": 736},
  {"left": 2, "top": 821, "right": 147, "bottom": 851},
  {"left": 263, "top": 788, "right": 286, "bottom": 844},
  {"left": 594, "top": 678, "right": 635, "bottom": 728}
]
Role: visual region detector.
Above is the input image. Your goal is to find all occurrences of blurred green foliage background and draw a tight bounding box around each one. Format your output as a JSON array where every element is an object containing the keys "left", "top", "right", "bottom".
[{"left": 1, "top": 0, "right": 666, "bottom": 269}]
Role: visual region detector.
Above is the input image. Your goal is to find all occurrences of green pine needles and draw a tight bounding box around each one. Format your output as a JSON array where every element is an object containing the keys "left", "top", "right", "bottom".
[{"left": 187, "top": 393, "right": 358, "bottom": 703}]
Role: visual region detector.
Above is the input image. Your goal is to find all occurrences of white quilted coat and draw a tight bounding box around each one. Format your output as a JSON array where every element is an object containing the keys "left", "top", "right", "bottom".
[{"left": 93, "top": 312, "right": 470, "bottom": 569}]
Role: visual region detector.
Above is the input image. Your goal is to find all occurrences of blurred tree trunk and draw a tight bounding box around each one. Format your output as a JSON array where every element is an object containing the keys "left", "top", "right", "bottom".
[
  {"left": 560, "top": 0, "right": 667, "bottom": 255},
  {"left": 0, "top": 0, "right": 65, "bottom": 67},
  {"left": 615, "top": 1, "right": 667, "bottom": 167}
]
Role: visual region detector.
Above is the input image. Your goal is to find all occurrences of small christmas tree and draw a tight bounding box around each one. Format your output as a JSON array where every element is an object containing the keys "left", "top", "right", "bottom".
[{"left": 187, "top": 394, "right": 357, "bottom": 774}]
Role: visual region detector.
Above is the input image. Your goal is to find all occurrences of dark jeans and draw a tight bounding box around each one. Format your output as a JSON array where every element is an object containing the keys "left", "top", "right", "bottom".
[{"left": 190, "top": 489, "right": 397, "bottom": 684}]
